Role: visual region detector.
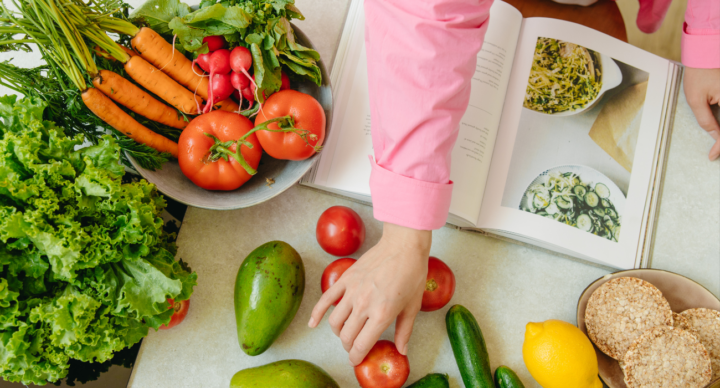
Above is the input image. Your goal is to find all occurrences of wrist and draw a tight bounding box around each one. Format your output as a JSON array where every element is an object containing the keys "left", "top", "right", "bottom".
[{"left": 381, "top": 222, "right": 432, "bottom": 254}]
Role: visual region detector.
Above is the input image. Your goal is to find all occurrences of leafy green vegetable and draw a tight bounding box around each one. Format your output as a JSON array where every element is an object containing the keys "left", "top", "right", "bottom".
[
  {"left": 129, "top": 0, "right": 192, "bottom": 35},
  {"left": 166, "top": 0, "right": 321, "bottom": 102},
  {"left": 0, "top": 96, "right": 196, "bottom": 385}
]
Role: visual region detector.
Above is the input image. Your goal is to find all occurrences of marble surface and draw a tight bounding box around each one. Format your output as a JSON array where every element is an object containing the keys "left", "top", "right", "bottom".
[{"left": 128, "top": 0, "right": 720, "bottom": 387}]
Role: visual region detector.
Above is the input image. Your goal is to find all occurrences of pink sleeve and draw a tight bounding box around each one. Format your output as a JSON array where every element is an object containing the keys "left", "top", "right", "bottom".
[
  {"left": 364, "top": 0, "right": 493, "bottom": 230},
  {"left": 681, "top": 0, "right": 720, "bottom": 68}
]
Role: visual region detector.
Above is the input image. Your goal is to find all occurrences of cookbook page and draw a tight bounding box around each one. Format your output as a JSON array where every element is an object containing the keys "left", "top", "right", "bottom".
[
  {"left": 477, "top": 17, "right": 671, "bottom": 269},
  {"left": 312, "top": 1, "right": 523, "bottom": 225}
]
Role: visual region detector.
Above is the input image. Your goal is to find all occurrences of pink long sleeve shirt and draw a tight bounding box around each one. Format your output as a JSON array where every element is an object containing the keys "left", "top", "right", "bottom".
[{"left": 365, "top": 0, "right": 720, "bottom": 231}]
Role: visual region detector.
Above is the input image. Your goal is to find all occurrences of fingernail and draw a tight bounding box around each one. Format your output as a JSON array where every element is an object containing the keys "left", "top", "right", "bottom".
[
  {"left": 308, "top": 317, "right": 315, "bottom": 328},
  {"left": 401, "top": 344, "right": 408, "bottom": 355},
  {"left": 348, "top": 359, "right": 354, "bottom": 366},
  {"left": 711, "top": 150, "right": 720, "bottom": 161}
]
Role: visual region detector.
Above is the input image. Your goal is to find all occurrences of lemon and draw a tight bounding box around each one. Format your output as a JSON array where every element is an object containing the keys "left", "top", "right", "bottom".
[{"left": 522, "top": 319, "right": 603, "bottom": 388}]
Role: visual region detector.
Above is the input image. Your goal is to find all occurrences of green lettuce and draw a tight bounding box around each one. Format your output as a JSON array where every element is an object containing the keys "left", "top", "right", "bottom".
[{"left": 0, "top": 95, "right": 197, "bottom": 385}]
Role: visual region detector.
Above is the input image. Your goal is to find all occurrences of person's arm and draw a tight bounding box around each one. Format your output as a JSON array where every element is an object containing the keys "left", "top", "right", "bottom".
[
  {"left": 681, "top": 0, "right": 720, "bottom": 161},
  {"left": 308, "top": 0, "right": 493, "bottom": 365}
]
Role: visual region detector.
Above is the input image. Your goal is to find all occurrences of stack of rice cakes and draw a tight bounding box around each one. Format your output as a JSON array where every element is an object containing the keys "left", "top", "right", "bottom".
[{"left": 585, "top": 277, "right": 720, "bottom": 387}]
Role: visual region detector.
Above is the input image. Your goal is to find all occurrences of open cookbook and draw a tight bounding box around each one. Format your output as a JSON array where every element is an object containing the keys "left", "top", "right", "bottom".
[{"left": 301, "top": 0, "right": 683, "bottom": 269}]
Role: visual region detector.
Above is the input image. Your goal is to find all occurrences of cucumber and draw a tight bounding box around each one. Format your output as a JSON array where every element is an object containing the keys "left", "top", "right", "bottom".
[
  {"left": 572, "top": 185, "right": 587, "bottom": 198},
  {"left": 555, "top": 195, "right": 573, "bottom": 209},
  {"left": 577, "top": 214, "right": 593, "bottom": 232},
  {"left": 595, "top": 183, "right": 610, "bottom": 198},
  {"left": 494, "top": 366, "right": 526, "bottom": 388},
  {"left": 446, "top": 305, "right": 494, "bottom": 388},
  {"left": 406, "top": 373, "right": 450, "bottom": 388},
  {"left": 593, "top": 208, "right": 605, "bottom": 217},
  {"left": 584, "top": 192, "right": 599, "bottom": 208}
]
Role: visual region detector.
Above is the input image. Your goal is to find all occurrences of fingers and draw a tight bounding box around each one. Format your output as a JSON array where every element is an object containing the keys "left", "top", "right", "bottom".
[
  {"left": 339, "top": 310, "right": 367, "bottom": 352},
  {"left": 308, "top": 282, "right": 346, "bottom": 328},
  {"left": 710, "top": 138, "right": 720, "bottom": 161},
  {"left": 328, "top": 298, "right": 353, "bottom": 337},
  {"left": 687, "top": 95, "right": 720, "bottom": 135},
  {"left": 348, "top": 317, "right": 388, "bottom": 366},
  {"left": 394, "top": 302, "right": 421, "bottom": 356}
]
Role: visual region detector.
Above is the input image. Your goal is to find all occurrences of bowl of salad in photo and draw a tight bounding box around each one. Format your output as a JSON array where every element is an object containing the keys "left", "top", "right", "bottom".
[
  {"left": 520, "top": 165, "right": 626, "bottom": 242},
  {"left": 523, "top": 37, "right": 622, "bottom": 116}
]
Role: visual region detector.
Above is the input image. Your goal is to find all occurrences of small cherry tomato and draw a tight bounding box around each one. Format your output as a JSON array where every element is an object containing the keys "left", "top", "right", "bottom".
[
  {"left": 421, "top": 257, "right": 456, "bottom": 312},
  {"left": 160, "top": 298, "right": 190, "bottom": 330},
  {"left": 316, "top": 206, "right": 366, "bottom": 256},
  {"left": 321, "top": 258, "right": 356, "bottom": 305},
  {"left": 354, "top": 340, "right": 410, "bottom": 388}
]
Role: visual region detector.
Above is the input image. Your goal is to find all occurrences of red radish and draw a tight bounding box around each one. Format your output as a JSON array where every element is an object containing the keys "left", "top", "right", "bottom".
[
  {"left": 232, "top": 89, "right": 241, "bottom": 101},
  {"left": 230, "top": 46, "right": 252, "bottom": 73},
  {"left": 203, "top": 49, "right": 232, "bottom": 113},
  {"left": 280, "top": 72, "right": 290, "bottom": 91},
  {"left": 195, "top": 53, "right": 212, "bottom": 73},
  {"left": 231, "top": 71, "right": 250, "bottom": 91},
  {"left": 203, "top": 35, "right": 226, "bottom": 52},
  {"left": 210, "top": 73, "right": 233, "bottom": 103},
  {"left": 241, "top": 85, "right": 255, "bottom": 102}
]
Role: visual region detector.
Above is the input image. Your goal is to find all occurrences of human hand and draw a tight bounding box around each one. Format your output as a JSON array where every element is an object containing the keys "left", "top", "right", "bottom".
[
  {"left": 308, "top": 222, "right": 431, "bottom": 365},
  {"left": 684, "top": 67, "right": 720, "bottom": 161}
]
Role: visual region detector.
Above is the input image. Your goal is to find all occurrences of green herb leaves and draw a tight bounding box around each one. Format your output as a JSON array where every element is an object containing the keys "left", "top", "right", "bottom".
[{"left": 0, "top": 96, "right": 196, "bottom": 385}]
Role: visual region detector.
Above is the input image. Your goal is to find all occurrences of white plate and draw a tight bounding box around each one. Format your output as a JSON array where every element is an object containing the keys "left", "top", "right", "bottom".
[
  {"left": 520, "top": 164, "right": 626, "bottom": 217},
  {"left": 524, "top": 52, "right": 623, "bottom": 117}
]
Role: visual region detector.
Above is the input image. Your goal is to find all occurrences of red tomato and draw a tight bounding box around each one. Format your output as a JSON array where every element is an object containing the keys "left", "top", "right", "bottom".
[
  {"left": 354, "top": 340, "right": 410, "bottom": 388},
  {"left": 421, "top": 257, "right": 456, "bottom": 312},
  {"left": 178, "top": 111, "right": 262, "bottom": 191},
  {"left": 160, "top": 298, "right": 190, "bottom": 330},
  {"left": 254, "top": 90, "right": 325, "bottom": 161},
  {"left": 316, "top": 206, "right": 365, "bottom": 256},
  {"left": 321, "top": 258, "right": 356, "bottom": 305}
]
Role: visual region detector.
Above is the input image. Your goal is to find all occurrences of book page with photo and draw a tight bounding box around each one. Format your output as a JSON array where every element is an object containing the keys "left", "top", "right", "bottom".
[{"left": 476, "top": 17, "right": 672, "bottom": 268}]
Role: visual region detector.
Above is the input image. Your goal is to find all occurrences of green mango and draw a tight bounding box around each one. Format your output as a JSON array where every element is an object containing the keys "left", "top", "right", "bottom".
[
  {"left": 234, "top": 241, "right": 305, "bottom": 356},
  {"left": 230, "top": 360, "right": 339, "bottom": 388}
]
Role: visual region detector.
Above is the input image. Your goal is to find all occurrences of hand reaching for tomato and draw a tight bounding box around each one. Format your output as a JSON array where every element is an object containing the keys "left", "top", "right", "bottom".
[{"left": 308, "top": 222, "right": 431, "bottom": 365}]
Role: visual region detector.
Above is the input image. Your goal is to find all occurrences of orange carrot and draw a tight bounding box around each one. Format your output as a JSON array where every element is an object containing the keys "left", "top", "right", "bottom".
[
  {"left": 214, "top": 98, "right": 240, "bottom": 112},
  {"left": 94, "top": 45, "right": 137, "bottom": 62},
  {"left": 124, "top": 56, "right": 202, "bottom": 115},
  {"left": 93, "top": 70, "right": 188, "bottom": 130},
  {"left": 82, "top": 88, "right": 178, "bottom": 157},
  {"left": 131, "top": 27, "right": 210, "bottom": 100}
]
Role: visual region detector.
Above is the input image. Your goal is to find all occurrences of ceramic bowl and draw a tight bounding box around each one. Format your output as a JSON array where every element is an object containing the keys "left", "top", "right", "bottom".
[
  {"left": 127, "top": 26, "right": 332, "bottom": 210},
  {"left": 576, "top": 269, "right": 720, "bottom": 388}
]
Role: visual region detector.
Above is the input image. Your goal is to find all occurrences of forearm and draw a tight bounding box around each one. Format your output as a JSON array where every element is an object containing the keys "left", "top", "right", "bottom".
[{"left": 365, "top": 0, "right": 494, "bottom": 230}]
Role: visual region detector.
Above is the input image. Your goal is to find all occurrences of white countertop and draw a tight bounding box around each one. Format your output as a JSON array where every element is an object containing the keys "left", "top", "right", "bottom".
[{"left": 125, "top": 0, "right": 719, "bottom": 387}]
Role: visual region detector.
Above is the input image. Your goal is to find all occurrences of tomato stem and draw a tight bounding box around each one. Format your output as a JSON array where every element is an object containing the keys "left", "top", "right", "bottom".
[
  {"left": 242, "top": 115, "right": 322, "bottom": 153},
  {"left": 203, "top": 133, "right": 258, "bottom": 175}
]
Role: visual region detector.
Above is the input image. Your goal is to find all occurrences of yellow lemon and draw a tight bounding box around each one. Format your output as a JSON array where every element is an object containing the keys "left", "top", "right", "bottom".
[{"left": 522, "top": 319, "right": 603, "bottom": 388}]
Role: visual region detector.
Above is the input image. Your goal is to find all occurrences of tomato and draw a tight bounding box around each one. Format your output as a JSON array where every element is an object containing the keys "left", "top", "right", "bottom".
[
  {"left": 354, "top": 340, "right": 410, "bottom": 388},
  {"left": 178, "top": 110, "right": 262, "bottom": 191},
  {"left": 160, "top": 298, "right": 190, "bottom": 330},
  {"left": 254, "top": 90, "right": 325, "bottom": 161},
  {"left": 316, "top": 206, "right": 366, "bottom": 256},
  {"left": 321, "top": 258, "right": 356, "bottom": 305},
  {"left": 421, "top": 256, "right": 456, "bottom": 312}
]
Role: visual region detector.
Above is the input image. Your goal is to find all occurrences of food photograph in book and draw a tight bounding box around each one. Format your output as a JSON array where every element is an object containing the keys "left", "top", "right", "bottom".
[{"left": 501, "top": 37, "right": 650, "bottom": 242}]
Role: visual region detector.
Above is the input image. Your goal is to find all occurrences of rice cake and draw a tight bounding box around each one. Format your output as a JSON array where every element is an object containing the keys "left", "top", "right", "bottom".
[
  {"left": 585, "top": 277, "right": 673, "bottom": 359},
  {"left": 672, "top": 312, "right": 692, "bottom": 332},
  {"left": 623, "top": 326, "right": 712, "bottom": 388},
  {"left": 680, "top": 308, "right": 720, "bottom": 380}
]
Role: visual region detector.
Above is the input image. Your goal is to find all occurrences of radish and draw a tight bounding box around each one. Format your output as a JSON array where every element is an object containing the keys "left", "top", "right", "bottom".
[
  {"left": 230, "top": 46, "right": 252, "bottom": 74},
  {"left": 241, "top": 85, "right": 255, "bottom": 102},
  {"left": 280, "top": 72, "right": 290, "bottom": 91},
  {"left": 203, "top": 36, "right": 226, "bottom": 52},
  {"left": 231, "top": 71, "right": 250, "bottom": 92},
  {"left": 195, "top": 53, "right": 212, "bottom": 73},
  {"left": 210, "top": 73, "right": 233, "bottom": 102},
  {"left": 203, "top": 49, "right": 232, "bottom": 113}
]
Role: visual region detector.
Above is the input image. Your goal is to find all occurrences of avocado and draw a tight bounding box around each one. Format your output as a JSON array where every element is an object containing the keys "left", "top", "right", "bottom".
[
  {"left": 234, "top": 241, "right": 305, "bottom": 356},
  {"left": 229, "top": 360, "right": 339, "bottom": 388}
]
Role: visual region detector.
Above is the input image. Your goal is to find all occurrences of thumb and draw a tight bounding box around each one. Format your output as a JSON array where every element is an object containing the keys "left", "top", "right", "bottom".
[
  {"left": 394, "top": 300, "right": 421, "bottom": 356},
  {"left": 687, "top": 95, "right": 720, "bottom": 136}
]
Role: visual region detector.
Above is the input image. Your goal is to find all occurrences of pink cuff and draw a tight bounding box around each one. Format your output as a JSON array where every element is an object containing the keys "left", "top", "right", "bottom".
[
  {"left": 369, "top": 157, "right": 453, "bottom": 230},
  {"left": 681, "top": 23, "right": 720, "bottom": 68}
]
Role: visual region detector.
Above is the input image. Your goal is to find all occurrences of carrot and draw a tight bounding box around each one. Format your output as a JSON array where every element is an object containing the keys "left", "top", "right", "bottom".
[
  {"left": 82, "top": 88, "right": 178, "bottom": 157},
  {"left": 94, "top": 45, "right": 137, "bottom": 62},
  {"left": 93, "top": 70, "right": 188, "bottom": 130},
  {"left": 124, "top": 56, "right": 203, "bottom": 115},
  {"left": 213, "top": 98, "right": 239, "bottom": 112},
  {"left": 131, "top": 27, "right": 210, "bottom": 100}
]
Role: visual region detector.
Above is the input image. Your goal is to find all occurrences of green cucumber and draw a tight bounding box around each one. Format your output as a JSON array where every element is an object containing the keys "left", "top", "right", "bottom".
[
  {"left": 584, "top": 192, "right": 599, "bottom": 208},
  {"left": 595, "top": 183, "right": 610, "bottom": 198},
  {"left": 406, "top": 373, "right": 450, "bottom": 388},
  {"left": 446, "top": 305, "right": 493, "bottom": 388},
  {"left": 494, "top": 366, "right": 525, "bottom": 388}
]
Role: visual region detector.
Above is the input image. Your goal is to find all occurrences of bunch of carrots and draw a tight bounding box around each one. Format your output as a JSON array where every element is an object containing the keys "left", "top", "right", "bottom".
[{"left": 0, "top": 0, "right": 239, "bottom": 159}]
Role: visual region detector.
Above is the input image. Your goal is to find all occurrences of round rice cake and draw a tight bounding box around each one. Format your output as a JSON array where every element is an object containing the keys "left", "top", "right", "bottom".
[
  {"left": 672, "top": 312, "right": 692, "bottom": 332},
  {"left": 623, "top": 326, "right": 712, "bottom": 388},
  {"left": 585, "top": 277, "right": 673, "bottom": 359},
  {"left": 680, "top": 308, "right": 720, "bottom": 380}
]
